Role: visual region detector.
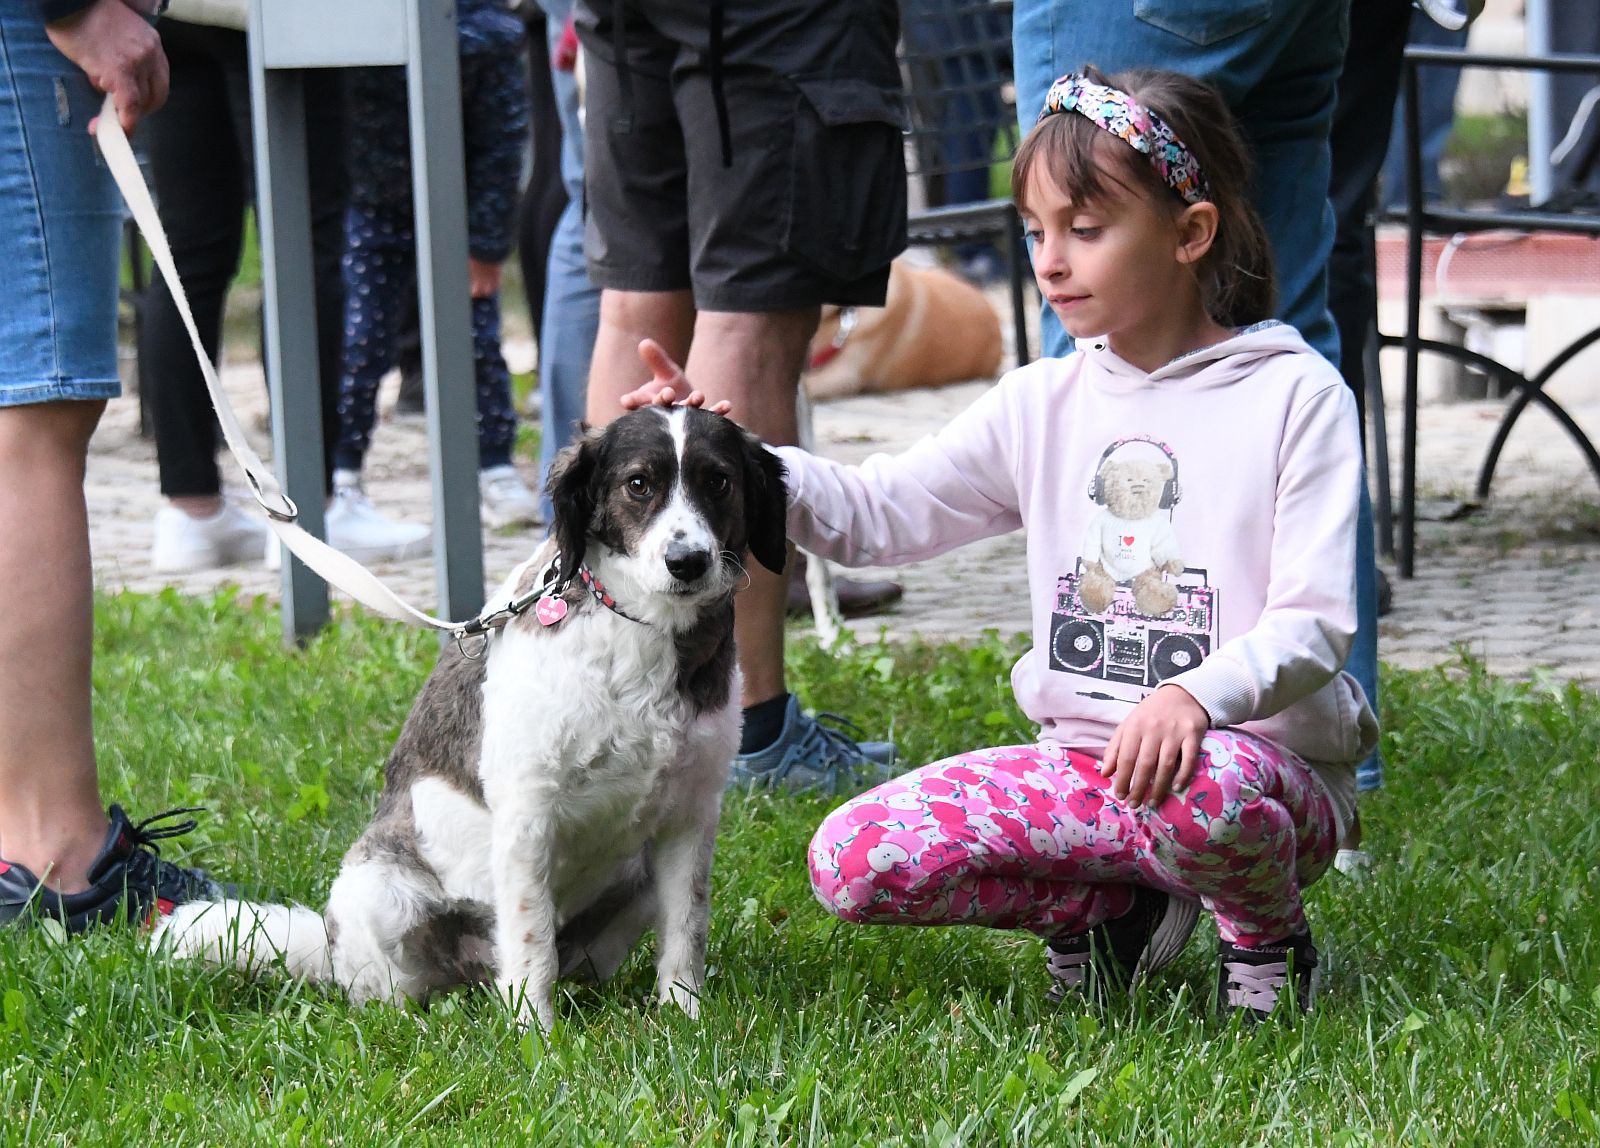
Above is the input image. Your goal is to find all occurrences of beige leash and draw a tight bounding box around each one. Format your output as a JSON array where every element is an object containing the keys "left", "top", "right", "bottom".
[{"left": 95, "top": 94, "right": 513, "bottom": 644}]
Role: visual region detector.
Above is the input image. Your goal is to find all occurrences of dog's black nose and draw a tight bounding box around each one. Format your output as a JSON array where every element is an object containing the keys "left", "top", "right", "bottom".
[{"left": 664, "top": 543, "right": 711, "bottom": 583}]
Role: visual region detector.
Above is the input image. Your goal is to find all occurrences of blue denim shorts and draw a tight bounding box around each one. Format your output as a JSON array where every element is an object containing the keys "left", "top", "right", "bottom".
[{"left": 0, "top": 8, "right": 123, "bottom": 407}]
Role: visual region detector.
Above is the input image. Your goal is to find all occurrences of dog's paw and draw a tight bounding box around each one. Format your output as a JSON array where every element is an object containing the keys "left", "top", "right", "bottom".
[
  {"left": 660, "top": 978, "right": 702, "bottom": 1021},
  {"left": 498, "top": 978, "right": 556, "bottom": 1033}
]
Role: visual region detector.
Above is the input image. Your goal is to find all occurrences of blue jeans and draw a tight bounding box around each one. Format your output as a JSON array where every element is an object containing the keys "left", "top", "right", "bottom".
[
  {"left": 1013, "top": 0, "right": 1347, "bottom": 363},
  {"left": 1352, "top": 479, "right": 1381, "bottom": 790},
  {"left": 535, "top": 0, "right": 600, "bottom": 520},
  {"left": 0, "top": 10, "right": 122, "bottom": 406}
]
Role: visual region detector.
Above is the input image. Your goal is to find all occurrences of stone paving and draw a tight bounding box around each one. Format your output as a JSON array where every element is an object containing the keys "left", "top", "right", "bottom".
[{"left": 87, "top": 342, "right": 1600, "bottom": 685}]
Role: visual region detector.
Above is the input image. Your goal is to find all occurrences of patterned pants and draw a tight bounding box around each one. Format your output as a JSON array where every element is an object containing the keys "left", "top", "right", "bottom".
[
  {"left": 333, "top": 208, "right": 518, "bottom": 473},
  {"left": 808, "top": 731, "right": 1337, "bottom": 947}
]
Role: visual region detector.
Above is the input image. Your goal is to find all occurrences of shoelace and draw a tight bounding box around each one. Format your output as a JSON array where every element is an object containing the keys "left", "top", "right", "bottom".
[
  {"left": 121, "top": 807, "right": 225, "bottom": 901},
  {"left": 127, "top": 807, "right": 205, "bottom": 852},
  {"left": 814, "top": 711, "right": 887, "bottom": 750},
  {"left": 775, "top": 715, "right": 882, "bottom": 787},
  {"left": 1223, "top": 959, "right": 1289, "bottom": 1012}
]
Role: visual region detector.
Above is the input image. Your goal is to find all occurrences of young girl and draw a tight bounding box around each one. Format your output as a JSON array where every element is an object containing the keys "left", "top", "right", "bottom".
[{"left": 639, "top": 67, "right": 1376, "bottom": 1018}]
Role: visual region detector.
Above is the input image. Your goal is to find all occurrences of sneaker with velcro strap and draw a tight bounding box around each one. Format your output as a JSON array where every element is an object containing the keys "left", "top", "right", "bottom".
[
  {"left": 1046, "top": 884, "right": 1201, "bottom": 1003},
  {"left": 1216, "top": 930, "right": 1320, "bottom": 1020},
  {"left": 0, "top": 805, "right": 230, "bottom": 933}
]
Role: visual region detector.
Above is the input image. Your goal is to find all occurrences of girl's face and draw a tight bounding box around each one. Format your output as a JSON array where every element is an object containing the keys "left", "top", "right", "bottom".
[{"left": 1020, "top": 160, "right": 1225, "bottom": 372}]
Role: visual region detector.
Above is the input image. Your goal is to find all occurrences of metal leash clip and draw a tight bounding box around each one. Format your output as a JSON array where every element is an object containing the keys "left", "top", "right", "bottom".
[
  {"left": 452, "top": 553, "right": 565, "bottom": 660},
  {"left": 246, "top": 472, "right": 299, "bottom": 523},
  {"left": 453, "top": 613, "right": 499, "bottom": 661}
]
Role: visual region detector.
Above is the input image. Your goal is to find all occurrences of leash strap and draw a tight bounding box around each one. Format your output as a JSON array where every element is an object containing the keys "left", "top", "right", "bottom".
[{"left": 96, "top": 95, "right": 476, "bottom": 638}]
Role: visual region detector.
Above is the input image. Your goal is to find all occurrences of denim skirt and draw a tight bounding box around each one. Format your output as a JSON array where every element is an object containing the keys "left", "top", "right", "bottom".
[{"left": 0, "top": 4, "right": 123, "bottom": 406}]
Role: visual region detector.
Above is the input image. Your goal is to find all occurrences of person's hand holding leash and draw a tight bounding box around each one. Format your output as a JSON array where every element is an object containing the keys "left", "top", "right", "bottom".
[
  {"left": 47, "top": 0, "right": 168, "bottom": 136},
  {"left": 1100, "top": 683, "right": 1210, "bottom": 807},
  {"left": 621, "top": 340, "right": 733, "bottom": 415}
]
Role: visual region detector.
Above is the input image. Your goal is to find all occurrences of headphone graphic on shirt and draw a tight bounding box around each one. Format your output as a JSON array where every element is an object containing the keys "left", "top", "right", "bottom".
[{"left": 1086, "top": 436, "right": 1182, "bottom": 510}]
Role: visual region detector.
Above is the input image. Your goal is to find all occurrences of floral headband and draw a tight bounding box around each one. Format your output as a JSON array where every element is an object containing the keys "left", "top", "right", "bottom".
[{"left": 1036, "top": 73, "right": 1210, "bottom": 205}]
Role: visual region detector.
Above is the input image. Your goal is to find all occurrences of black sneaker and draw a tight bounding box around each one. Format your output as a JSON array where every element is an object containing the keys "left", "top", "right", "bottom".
[
  {"left": 1216, "top": 931, "right": 1320, "bottom": 1020},
  {"left": 1045, "top": 885, "right": 1201, "bottom": 1002},
  {"left": 0, "top": 805, "right": 228, "bottom": 933}
]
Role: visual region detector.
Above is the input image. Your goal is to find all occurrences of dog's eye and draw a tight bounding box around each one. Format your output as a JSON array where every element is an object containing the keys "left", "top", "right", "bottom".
[
  {"left": 706, "top": 473, "right": 732, "bottom": 497},
  {"left": 626, "top": 474, "right": 654, "bottom": 499}
]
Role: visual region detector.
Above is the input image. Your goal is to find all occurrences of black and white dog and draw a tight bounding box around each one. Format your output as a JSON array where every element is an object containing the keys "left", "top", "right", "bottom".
[{"left": 157, "top": 406, "right": 787, "bottom": 1030}]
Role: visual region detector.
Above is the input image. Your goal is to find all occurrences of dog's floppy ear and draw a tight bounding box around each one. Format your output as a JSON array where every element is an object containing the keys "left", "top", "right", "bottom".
[
  {"left": 546, "top": 425, "right": 604, "bottom": 586},
  {"left": 741, "top": 433, "right": 790, "bottom": 577}
]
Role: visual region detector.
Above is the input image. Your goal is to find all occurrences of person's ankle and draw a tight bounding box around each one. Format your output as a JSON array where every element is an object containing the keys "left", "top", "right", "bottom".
[
  {"left": 169, "top": 494, "right": 224, "bottom": 519},
  {"left": 0, "top": 815, "right": 109, "bottom": 895},
  {"left": 739, "top": 691, "right": 791, "bottom": 754},
  {"left": 1340, "top": 812, "right": 1362, "bottom": 852}
]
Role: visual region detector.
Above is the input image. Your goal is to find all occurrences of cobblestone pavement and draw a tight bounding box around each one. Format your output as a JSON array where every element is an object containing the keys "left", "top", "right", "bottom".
[{"left": 88, "top": 346, "right": 1600, "bottom": 685}]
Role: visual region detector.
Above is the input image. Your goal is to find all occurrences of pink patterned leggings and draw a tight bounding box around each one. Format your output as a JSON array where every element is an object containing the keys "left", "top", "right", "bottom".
[{"left": 808, "top": 731, "right": 1337, "bottom": 947}]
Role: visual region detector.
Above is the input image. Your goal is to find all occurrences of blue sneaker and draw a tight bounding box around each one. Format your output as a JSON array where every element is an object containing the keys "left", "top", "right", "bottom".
[
  {"left": 0, "top": 805, "right": 229, "bottom": 932},
  {"left": 729, "top": 695, "right": 897, "bottom": 794}
]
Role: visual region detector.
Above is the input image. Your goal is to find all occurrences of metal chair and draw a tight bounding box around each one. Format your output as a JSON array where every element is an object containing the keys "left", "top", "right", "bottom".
[{"left": 899, "top": 0, "right": 1032, "bottom": 366}]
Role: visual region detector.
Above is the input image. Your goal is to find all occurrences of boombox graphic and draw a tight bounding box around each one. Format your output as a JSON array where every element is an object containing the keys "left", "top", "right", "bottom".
[{"left": 1049, "top": 563, "right": 1218, "bottom": 689}]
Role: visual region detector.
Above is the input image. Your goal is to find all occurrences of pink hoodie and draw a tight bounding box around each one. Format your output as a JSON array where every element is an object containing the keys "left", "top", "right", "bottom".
[{"left": 778, "top": 322, "right": 1378, "bottom": 837}]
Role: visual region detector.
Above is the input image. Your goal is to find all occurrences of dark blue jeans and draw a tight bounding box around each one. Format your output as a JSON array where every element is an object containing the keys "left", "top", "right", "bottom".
[{"left": 532, "top": 0, "right": 600, "bottom": 521}]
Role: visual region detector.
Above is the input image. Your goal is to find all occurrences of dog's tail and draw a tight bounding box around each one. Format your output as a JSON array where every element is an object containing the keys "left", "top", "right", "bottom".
[{"left": 152, "top": 899, "right": 334, "bottom": 983}]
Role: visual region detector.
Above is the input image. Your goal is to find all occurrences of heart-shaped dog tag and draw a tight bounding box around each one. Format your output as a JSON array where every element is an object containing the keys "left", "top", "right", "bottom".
[{"left": 534, "top": 595, "right": 568, "bottom": 627}]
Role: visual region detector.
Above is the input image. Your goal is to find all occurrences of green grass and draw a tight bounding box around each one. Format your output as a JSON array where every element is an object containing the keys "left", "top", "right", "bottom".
[{"left": 3, "top": 592, "right": 1598, "bottom": 1144}]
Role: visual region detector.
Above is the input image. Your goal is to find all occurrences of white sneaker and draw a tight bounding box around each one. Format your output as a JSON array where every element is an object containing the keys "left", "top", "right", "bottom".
[
  {"left": 321, "top": 469, "right": 432, "bottom": 563},
  {"left": 479, "top": 464, "right": 541, "bottom": 529},
  {"left": 151, "top": 499, "right": 271, "bottom": 573}
]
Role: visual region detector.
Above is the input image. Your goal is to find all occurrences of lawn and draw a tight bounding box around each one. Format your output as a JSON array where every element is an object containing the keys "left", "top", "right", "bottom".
[{"left": 2, "top": 591, "right": 1597, "bottom": 1144}]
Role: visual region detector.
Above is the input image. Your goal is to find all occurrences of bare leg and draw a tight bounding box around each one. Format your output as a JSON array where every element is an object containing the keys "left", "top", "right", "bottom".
[
  {"left": 683, "top": 309, "right": 814, "bottom": 705},
  {"left": 584, "top": 291, "right": 818, "bottom": 708},
  {"left": 0, "top": 401, "right": 111, "bottom": 894},
  {"left": 1341, "top": 814, "right": 1362, "bottom": 851},
  {"left": 585, "top": 289, "right": 695, "bottom": 426}
]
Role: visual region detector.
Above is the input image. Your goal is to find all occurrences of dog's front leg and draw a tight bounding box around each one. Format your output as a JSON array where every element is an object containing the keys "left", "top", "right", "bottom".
[
  {"left": 651, "top": 821, "right": 717, "bottom": 1020},
  {"left": 491, "top": 810, "right": 560, "bottom": 1031}
]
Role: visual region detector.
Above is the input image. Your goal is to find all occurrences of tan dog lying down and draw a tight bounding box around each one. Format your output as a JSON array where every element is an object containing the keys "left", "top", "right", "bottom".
[{"left": 805, "top": 260, "right": 1004, "bottom": 399}]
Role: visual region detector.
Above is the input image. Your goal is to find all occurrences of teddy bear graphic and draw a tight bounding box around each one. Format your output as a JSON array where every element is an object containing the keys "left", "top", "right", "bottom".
[{"left": 1077, "top": 439, "right": 1185, "bottom": 618}]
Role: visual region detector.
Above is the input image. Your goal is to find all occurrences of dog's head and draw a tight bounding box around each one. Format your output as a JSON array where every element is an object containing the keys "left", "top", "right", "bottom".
[{"left": 546, "top": 406, "right": 788, "bottom": 604}]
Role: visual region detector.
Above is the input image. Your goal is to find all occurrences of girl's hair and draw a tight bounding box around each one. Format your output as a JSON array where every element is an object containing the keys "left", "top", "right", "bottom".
[{"left": 1013, "top": 66, "right": 1276, "bottom": 328}]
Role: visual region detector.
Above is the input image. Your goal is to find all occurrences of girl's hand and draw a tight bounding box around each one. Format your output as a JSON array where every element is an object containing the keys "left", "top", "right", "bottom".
[
  {"left": 1100, "top": 685, "right": 1210, "bottom": 807},
  {"left": 619, "top": 340, "right": 733, "bottom": 415}
]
